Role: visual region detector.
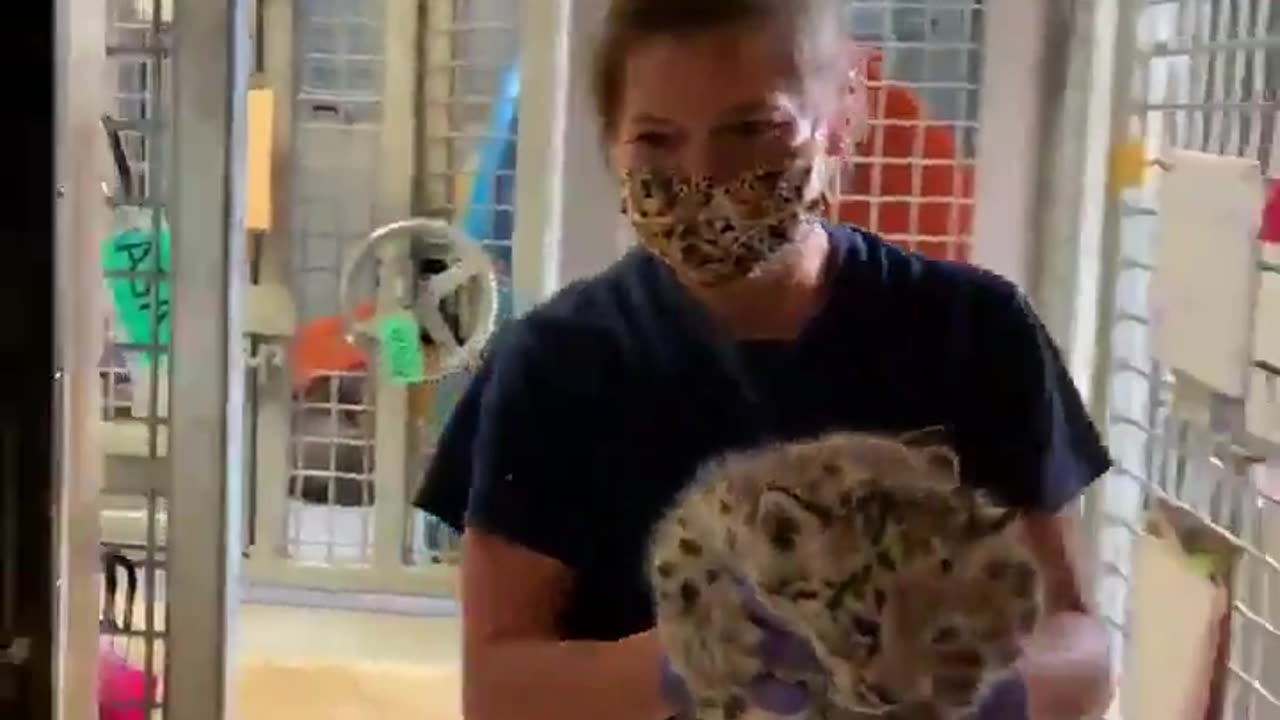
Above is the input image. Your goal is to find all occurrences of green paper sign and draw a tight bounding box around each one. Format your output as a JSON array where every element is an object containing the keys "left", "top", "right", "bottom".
[
  {"left": 101, "top": 224, "right": 171, "bottom": 362},
  {"left": 377, "top": 310, "right": 426, "bottom": 384}
]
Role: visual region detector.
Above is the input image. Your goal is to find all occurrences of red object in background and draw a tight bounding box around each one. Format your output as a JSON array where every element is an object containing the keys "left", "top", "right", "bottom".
[
  {"left": 832, "top": 47, "right": 974, "bottom": 263},
  {"left": 98, "top": 645, "right": 148, "bottom": 720},
  {"left": 1261, "top": 178, "right": 1280, "bottom": 244},
  {"left": 289, "top": 300, "right": 377, "bottom": 393}
]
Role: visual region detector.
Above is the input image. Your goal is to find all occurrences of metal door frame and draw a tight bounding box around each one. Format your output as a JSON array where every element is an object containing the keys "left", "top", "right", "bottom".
[
  {"left": 52, "top": 1, "right": 113, "bottom": 717},
  {"left": 166, "top": 0, "right": 253, "bottom": 716}
]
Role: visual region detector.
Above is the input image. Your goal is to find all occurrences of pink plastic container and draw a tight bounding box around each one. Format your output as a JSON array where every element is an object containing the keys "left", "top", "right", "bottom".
[{"left": 97, "top": 643, "right": 149, "bottom": 720}]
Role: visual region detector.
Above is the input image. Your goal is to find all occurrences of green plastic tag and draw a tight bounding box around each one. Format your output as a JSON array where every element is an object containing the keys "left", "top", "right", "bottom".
[
  {"left": 377, "top": 310, "right": 426, "bottom": 384},
  {"left": 100, "top": 224, "right": 171, "bottom": 363}
]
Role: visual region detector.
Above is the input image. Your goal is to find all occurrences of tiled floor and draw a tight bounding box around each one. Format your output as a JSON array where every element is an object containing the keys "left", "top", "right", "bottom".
[
  {"left": 237, "top": 601, "right": 461, "bottom": 665},
  {"left": 236, "top": 601, "right": 462, "bottom": 720}
]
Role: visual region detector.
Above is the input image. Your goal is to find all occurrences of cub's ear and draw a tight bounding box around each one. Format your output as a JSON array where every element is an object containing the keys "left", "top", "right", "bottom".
[
  {"left": 897, "top": 426, "right": 959, "bottom": 478},
  {"left": 966, "top": 503, "right": 1021, "bottom": 541},
  {"left": 920, "top": 444, "right": 960, "bottom": 478},
  {"left": 756, "top": 488, "right": 827, "bottom": 551},
  {"left": 897, "top": 425, "right": 952, "bottom": 448}
]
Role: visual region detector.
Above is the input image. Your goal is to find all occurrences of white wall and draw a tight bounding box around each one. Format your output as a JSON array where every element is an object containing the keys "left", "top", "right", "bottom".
[
  {"left": 969, "top": 0, "right": 1051, "bottom": 292},
  {"left": 560, "top": 0, "right": 632, "bottom": 283},
  {"left": 511, "top": 0, "right": 629, "bottom": 304}
]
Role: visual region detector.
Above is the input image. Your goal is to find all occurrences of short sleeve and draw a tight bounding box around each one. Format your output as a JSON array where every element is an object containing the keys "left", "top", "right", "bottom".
[
  {"left": 412, "top": 355, "right": 492, "bottom": 532},
  {"left": 954, "top": 280, "right": 1113, "bottom": 512},
  {"left": 455, "top": 322, "right": 602, "bottom": 568}
]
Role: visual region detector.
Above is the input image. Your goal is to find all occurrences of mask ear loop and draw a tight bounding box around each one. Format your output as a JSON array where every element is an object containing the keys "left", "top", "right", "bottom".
[
  {"left": 817, "top": 162, "right": 837, "bottom": 220},
  {"left": 817, "top": 65, "right": 867, "bottom": 220}
]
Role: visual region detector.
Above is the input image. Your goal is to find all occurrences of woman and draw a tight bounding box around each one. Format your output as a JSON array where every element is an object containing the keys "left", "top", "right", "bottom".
[{"left": 416, "top": 1, "right": 1114, "bottom": 718}]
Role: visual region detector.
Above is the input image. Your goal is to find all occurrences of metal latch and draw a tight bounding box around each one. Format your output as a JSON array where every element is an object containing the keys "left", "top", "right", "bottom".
[
  {"left": 0, "top": 638, "right": 30, "bottom": 666},
  {"left": 244, "top": 341, "right": 286, "bottom": 386}
]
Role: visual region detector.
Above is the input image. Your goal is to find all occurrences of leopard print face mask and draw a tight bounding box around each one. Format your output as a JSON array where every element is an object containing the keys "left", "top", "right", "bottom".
[{"left": 620, "top": 144, "right": 829, "bottom": 287}]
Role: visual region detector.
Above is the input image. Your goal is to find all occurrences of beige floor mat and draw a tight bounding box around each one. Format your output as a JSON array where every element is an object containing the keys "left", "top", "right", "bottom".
[
  {"left": 235, "top": 660, "right": 460, "bottom": 720},
  {"left": 235, "top": 603, "right": 461, "bottom": 720}
]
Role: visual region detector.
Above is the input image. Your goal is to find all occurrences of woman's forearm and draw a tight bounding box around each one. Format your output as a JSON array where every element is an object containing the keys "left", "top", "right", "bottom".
[{"left": 463, "top": 629, "right": 672, "bottom": 720}]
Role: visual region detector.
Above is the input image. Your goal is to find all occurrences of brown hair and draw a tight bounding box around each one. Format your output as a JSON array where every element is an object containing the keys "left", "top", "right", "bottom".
[{"left": 592, "top": 0, "right": 846, "bottom": 139}]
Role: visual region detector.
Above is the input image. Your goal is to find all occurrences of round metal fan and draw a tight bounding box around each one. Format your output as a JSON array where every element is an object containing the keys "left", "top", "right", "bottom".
[{"left": 338, "top": 217, "right": 499, "bottom": 383}]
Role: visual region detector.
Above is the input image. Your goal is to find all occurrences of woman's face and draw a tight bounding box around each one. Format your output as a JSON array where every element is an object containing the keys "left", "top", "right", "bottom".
[{"left": 609, "top": 26, "right": 831, "bottom": 181}]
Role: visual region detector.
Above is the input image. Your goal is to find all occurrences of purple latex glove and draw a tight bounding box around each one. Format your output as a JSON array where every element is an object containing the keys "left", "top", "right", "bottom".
[
  {"left": 970, "top": 674, "right": 1029, "bottom": 720},
  {"left": 660, "top": 579, "right": 823, "bottom": 717}
]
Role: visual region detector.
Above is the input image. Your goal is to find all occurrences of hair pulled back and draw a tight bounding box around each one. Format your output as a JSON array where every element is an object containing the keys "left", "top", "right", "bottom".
[{"left": 592, "top": 0, "right": 846, "bottom": 138}]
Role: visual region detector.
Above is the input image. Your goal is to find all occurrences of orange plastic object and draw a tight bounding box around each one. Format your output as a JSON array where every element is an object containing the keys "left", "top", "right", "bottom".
[
  {"left": 289, "top": 300, "right": 376, "bottom": 393},
  {"left": 833, "top": 47, "right": 974, "bottom": 262}
]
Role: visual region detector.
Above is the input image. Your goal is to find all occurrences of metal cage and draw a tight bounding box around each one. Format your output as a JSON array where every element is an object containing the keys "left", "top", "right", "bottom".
[
  {"left": 97, "top": 1, "right": 174, "bottom": 716},
  {"left": 240, "top": 0, "right": 994, "bottom": 603},
  {"left": 238, "top": 0, "right": 520, "bottom": 599},
  {"left": 76, "top": 0, "right": 1091, "bottom": 715},
  {"left": 836, "top": 0, "right": 984, "bottom": 262},
  {"left": 88, "top": 6, "right": 1042, "bottom": 704},
  {"left": 94, "top": 0, "right": 250, "bottom": 716},
  {"left": 1092, "top": 0, "right": 1280, "bottom": 716}
]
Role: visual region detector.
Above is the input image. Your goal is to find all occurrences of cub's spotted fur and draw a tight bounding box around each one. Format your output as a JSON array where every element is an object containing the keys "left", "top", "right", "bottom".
[{"left": 649, "top": 431, "right": 1042, "bottom": 720}]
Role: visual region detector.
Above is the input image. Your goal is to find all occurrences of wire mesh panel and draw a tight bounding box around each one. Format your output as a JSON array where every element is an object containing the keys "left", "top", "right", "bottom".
[
  {"left": 408, "top": 0, "right": 520, "bottom": 568},
  {"left": 292, "top": 0, "right": 385, "bottom": 323},
  {"left": 287, "top": 371, "right": 377, "bottom": 564},
  {"left": 834, "top": 0, "right": 983, "bottom": 262},
  {"left": 277, "top": 0, "right": 386, "bottom": 567},
  {"left": 1095, "top": 0, "right": 1279, "bottom": 716},
  {"left": 98, "top": 0, "right": 172, "bottom": 716}
]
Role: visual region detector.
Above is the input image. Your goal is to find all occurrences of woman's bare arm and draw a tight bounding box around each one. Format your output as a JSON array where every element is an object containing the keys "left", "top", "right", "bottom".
[
  {"left": 460, "top": 528, "right": 674, "bottom": 720},
  {"left": 1018, "top": 512, "right": 1114, "bottom": 719}
]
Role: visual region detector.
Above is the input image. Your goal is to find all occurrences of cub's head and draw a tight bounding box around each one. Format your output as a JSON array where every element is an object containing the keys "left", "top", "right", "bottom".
[
  {"left": 711, "top": 431, "right": 1039, "bottom": 714},
  {"left": 863, "top": 527, "right": 1041, "bottom": 714}
]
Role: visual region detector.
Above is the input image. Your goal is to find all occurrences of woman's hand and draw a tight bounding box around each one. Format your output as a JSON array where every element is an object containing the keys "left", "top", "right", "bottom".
[
  {"left": 1015, "top": 514, "right": 1115, "bottom": 720},
  {"left": 1018, "top": 611, "right": 1114, "bottom": 720}
]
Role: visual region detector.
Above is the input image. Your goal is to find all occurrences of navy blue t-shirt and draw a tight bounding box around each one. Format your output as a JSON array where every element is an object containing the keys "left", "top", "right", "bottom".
[{"left": 414, "top": 223, "right": 1111, "bottom": 643}]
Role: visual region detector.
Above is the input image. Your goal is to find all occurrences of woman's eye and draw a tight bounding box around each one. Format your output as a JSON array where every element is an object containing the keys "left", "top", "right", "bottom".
[
  {"left": 729, "top": 119, "right": 789, "bottom": 138},
  {"left": 734, "top": 120, "right": 775, "bottom": 135},
  {"left": 632, "top": 131, "right": 675, "bottom": 149}
]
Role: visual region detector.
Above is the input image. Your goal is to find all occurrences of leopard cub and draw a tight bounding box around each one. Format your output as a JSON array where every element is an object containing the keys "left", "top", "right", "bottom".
[{"left": 648, "top": 431, "right": 1043, "bottom": 720}]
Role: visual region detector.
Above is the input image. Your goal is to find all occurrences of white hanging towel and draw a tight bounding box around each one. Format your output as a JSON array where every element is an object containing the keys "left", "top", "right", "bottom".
[{"left": 1151, "top": 148, "right": 1265, "bottom": 398}]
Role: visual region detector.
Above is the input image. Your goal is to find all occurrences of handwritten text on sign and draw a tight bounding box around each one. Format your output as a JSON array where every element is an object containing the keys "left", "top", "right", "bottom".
[{"left": 101, "top": 225, "right": 172, "bottom": 358}]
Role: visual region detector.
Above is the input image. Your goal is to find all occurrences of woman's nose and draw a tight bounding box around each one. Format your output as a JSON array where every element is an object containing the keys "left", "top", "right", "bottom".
[
  {"left": 680, "top": 139, "right": 774, "bottom": 183},
  {"left": 676, "top": 137, "right": 717, "bottom": 179},
  {"left": 678, "top": 137, "right": 751, "bottom": 181}
]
